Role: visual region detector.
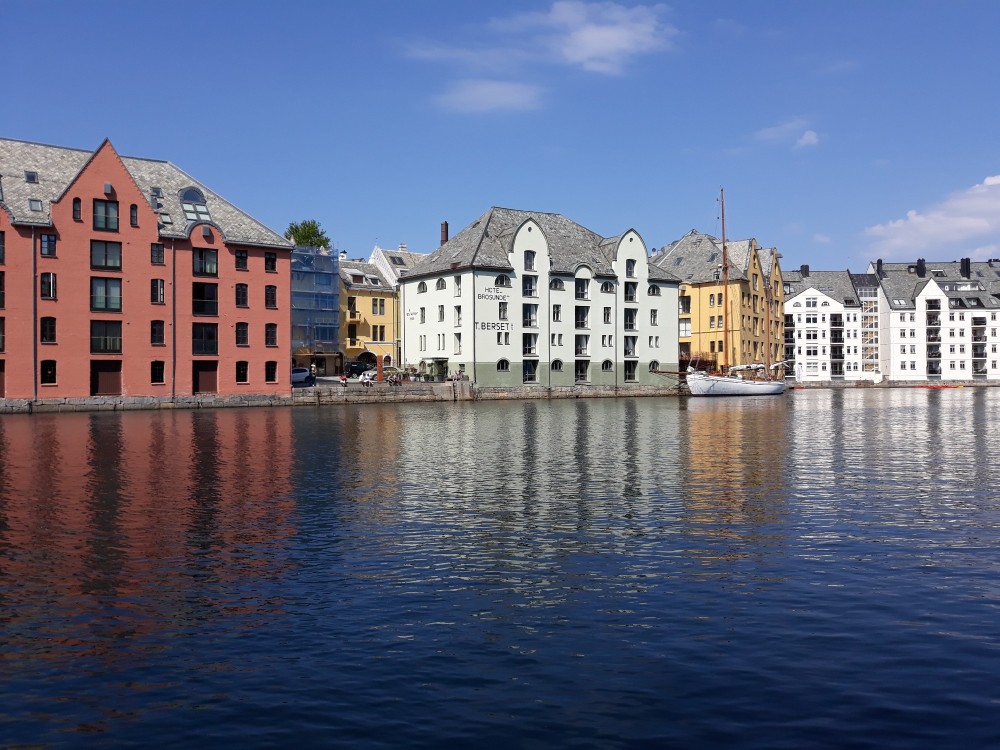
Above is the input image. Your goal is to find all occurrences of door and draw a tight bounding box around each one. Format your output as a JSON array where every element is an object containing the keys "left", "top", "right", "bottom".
[
  {"left": 193, "top": 361, "right": 218, "bottom": 394},
  {"left": 90, "top": 361, "right": 122, "bottom": 396}
]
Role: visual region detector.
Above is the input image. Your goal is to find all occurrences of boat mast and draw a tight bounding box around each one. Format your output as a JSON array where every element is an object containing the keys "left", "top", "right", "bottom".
[{"left": 720, "top": 188, "right": 729, "bottom": 372}]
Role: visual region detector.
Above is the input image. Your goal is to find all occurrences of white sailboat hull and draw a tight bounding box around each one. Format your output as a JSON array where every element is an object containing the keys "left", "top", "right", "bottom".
[{"left": 686, "top": 371, "right": 786, "bottom": 397}]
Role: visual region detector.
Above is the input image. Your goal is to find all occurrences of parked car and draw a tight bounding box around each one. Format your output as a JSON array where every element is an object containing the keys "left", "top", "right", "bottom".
[
  {"left": 291, "top": 367, "right": 314, "bottom": 386},
  {"left": 347, "top": 361, "right": 375, "bottom": 377},
  {"left": 359, "top": 367, "right": 404, "bottom": 384}
]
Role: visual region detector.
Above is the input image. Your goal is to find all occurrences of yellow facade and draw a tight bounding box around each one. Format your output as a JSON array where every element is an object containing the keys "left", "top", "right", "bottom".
[
  {"left": 339, "top": 277, "right": 399, "bottom": 367},
  {"left": 678, "top": 245, "right": 784, "bottom": 371}
]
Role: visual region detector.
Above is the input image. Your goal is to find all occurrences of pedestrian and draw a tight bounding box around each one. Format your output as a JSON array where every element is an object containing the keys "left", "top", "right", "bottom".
[
  {"left": 340, "top": 372, "right": 348, "bottom": 388},
  {"left": 310, "top": 363, "right": 317, "bottom": 379}
]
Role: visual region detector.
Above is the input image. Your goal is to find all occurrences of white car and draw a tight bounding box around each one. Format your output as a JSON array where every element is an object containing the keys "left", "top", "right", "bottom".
[
  {"left": 291, "top": 367, "right": 314, "bottom": 385},
  {"left": 359, "top": 369, "right": 377, "bottom": 383}
]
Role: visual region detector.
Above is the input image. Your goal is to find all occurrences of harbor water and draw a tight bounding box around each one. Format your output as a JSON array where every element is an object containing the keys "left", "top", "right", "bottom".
[{"left": 1, "top": 388, "right": 999, "bottom": 748}]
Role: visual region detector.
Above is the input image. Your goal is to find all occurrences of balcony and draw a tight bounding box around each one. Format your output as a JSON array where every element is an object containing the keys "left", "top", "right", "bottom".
[
  {"left": 830, "top": 334, "right": 845, "bottom": 344},
  {"left": 348, "top": 338, "right": 361, "bottom": 348},
  {"left": 973, "top": 317, "right": 987, "bottom": 327},
  {"left": 926, "top": 333, "right": 941, "bottom": 342},
  {"left": 973, "top": 348, "right": 987, "bottom": 358},
  {"left": 927, "top": 351, "right": 941, "bottom": 359},
  {"left": 926, "top": 314, "right": 940, "bottom": 327},
  {"left": 348, "top": 310, "right": 361, "bottom": 321},
  {"left": 927, "top": 366, "right": 941, "bottom": 377},
  {"left": 972, "top": 335, "right": 987, "bottom": 342},
  {"left": 926, "top": 300, "right": 941, "bottom": 311}
]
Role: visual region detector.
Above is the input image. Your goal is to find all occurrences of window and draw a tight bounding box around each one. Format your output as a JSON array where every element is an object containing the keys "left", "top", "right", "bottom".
[
  {"left": 522, "top": 275, "right": 537, "bottom": 297},
  {"left": 552, "top": 303, "right": 561, "bottom": 322},
  {"left": 40, "top": 316, "right": 56, "bottom": 343},
  {"left": 151, "top": 320, "right": 165, "bottom": 346},
  {"left": 192, "top": 323, "right": 218, "bottom": 355},
  {"left": 550, "top": 278, "right": 565, "bottom": 290},
  {"left": 499, "top": 301, "right": 508, "bottom": 320},
  {"left": 40, "top": 234, "right": 57, "bottom": 257},
  {"left": 236, "top": 283, "right": 249, "bottom": 307},
  {"left": 180, "top": 188, "right": 211, "bottom": 221},
  {"left": 0, "top": 271, "right": 4, "bottom": 307},
  {"left": 236, "top": 322, "right": 249, "bottom": 346},
  {"left": 524, "top": 250, "right": 535, "bottom": 271},
  {"left": 265, "top": 323, "right": 278, "bottom": 347},
  {"left": 603, "top": 307, "right": 612, "bottom": 325},
  {"left": 624, "top": 282, "right": 637, "bottom": 302},
  {"left": 193, "top": 248, "right": 218, "bottom": 276},
  {"left": 41, "top": 272, "right": 57, "bottom": 300},
  {"left": 90, "top": 320, "right": 122, "bottom": 353},
  {"left": 649, "top": 360, "right": 660, "bottom": 373},
  {"left": 575, "top": 360, "right": 589, "bottom": 382},
  {"left": 575, "top": 306, "right": 589, "bottom": 329},
  {"left": 497, "top": 359, "right": 510, "bottom": 372},
  {"left": 524, "top": 304, "right": 538, "bottom": 327},
  {"left": 236, "top": 361, "right": 249, "bottom": 384},
  {"left": 93, "top": 199, "right": 119, "bottom": 231},
  {"left": 0, "top": 232, "right": 3, "bottom": 264},
  {"left": 494, "top": 275, "right": 511, "bottom": 287},
  {"left": 601, "top": 281, "right": 615, "bottom": 293},
  {"left": 523, "top": 332, "right": 538, "bottom": 355},
  {"left": 575, "top": 279, "right": 589, "bottom": 300},
  {"left": 91, "top": 278, "right": 122, "bottom": 311},
  {"left": 235, "top": 250, "right": 248, "bottom": 270},
  {"left": 192, "top": 282, "right": 218, "bottom": 316},
  {"left": 552, "top": 359, "right": 563, "bottom": 372},
  {"left": 650, "top": 309, "right": 658, "bottom": 326},
  {"left": 522, "top": 359, "right": 538, "bottom": 383},
  {"left": 417, "top": 281, "right": 427, "bottom": 293},
  {"left": 648, "top": 285, "right": 660, "bottom": 296},
  {"left": 679, "top": 319, "right": 691, "bottom": 337},
  {"left": 130, "top": 204, "right": 138, "bottom": 227},
  {"left": 419, "top": 307, "right": 426, "bottom": 323},
  {"left": 678, "top": 296, "right": 691, "bottom": 314},
  {"left": 73, "top": 198, "right": 81, "bottom": 221},
  {"left": 91, "top": 240, "right": 122, "bottom": 270},
  {"left": 264, "top": 252, "right": 277, "bottom": 272},
  {"left": 436, "top": 278, "right": 447, "bottom": 290},
  {"left": 41, "top": 360, "right": 57, "bottom": 385},
  {"left": 151, "top": 279, "right": 165, "bottom": 304},
  {"left": 575, "top": 334, "right": 589, "bottom": 356},
  {"left": 438, "top": 304, "right": 445, "bottom": 322},
  {"left": 602, "top": 359, "right": 614, "bottom": 372},
  {"left": 626, "top": 259, "right": 636, "bottom": 278},
  {"left": 709, "top": 294, "right": 715, "bottom": 307},
  {"left": 151, "top": 243, "right": 165, "bottom": 265},
  {"left": 29, "top": 199, "right": 43, "bottom": 212},
  {"left": 265, "top": 285, "right": 277, "bottom": 308},
  {"left": 151, "top": 360, "right": 165, "bottom": 384},
  {"left": 454, "top": 305, "right": 462, "bottom": 325},
  {"left": 265, "top": 361, "right": 278, "bottom": 382}
]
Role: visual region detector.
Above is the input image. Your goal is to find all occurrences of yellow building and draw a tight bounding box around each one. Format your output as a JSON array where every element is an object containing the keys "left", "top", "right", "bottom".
[
  {"left": 653, "top": 231, "right": 784, "bottom": 371},
  {"left": 338, "top": 258, "right": 399, "bottom": 369}
]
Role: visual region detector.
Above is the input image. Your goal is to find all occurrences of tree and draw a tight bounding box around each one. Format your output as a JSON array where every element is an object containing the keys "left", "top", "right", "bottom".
[{"left": 285, "top": 219, "right": 331, "bottom": 248}]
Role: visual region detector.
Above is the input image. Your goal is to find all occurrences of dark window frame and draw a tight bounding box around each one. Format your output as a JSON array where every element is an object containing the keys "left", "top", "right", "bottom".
[
  {"left": 93, "top": 199, "right": 119, "bottom": 232},
  {"left": 235, "top": 249, "right": 248, "bottom": 271},
  {"left": 192, "top": 322, "right": 219, "bottom": 356},
  {"left": 235, "top": 321, "right": 249, "bottom": 347},
  {"left": 235, "top": 283, "right": 249, "bottom": 308},
  {"left": 90, "top": 319, "right": 123, "bottom": 354},
  {"left": 151, "top": 243, "right": 165, "bottom": 265},
  {"left": 265, "top": 285, "right": 277, "bottom": 309},
  {"left": 265, "top": 322, "right": 278, "bottom": 347},
  {"left": 40, "top": 316, "right": 56, "bottom": 343},
  {"left": 91, "top": 240, "right": 123, "bottom": 271},
  {"left": 151, "top": 320, "right": 165, "bottom": 346},
  {"left": 236, "top": 361, "right": 249, "bottom": 384},
  {"left": 264, "top": 252, "right": 277, "bottom": 272},
  {"left": 90, "top": 277, "right": 122, "bottom": 312}
]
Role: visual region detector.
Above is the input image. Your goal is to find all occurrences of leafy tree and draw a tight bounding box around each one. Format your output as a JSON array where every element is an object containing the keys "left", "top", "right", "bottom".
[{"left": 285, "top": 219, "right": 331, "bottom": 248}]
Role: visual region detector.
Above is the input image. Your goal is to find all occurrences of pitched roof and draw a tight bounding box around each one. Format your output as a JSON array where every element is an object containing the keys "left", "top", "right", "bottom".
[
  {"left": 0, "top": 136, "right": 290, "bottom": 249},
  {"left": 406, "top": 206, "right": 677, "bottom": 283},
  {"left": 874, "top": 260, "right": 1000, "bottom": 310},
  {"left": 651, "top": 229, "right": 757, "bottom": 282},
  {"left": 784, "top": 269, "right": 861, "bottom": 306},
  {"left": 340, "top": 259, "right": 393, "bottom": 292}
]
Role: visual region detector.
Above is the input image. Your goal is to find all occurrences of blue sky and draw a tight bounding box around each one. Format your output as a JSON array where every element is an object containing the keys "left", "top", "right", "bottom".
[{"left": 4, "top": 1, "right": 999, "bottom": 271}]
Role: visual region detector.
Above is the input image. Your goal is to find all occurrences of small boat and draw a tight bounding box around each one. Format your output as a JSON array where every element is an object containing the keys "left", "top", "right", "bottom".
[
  {"left": 687, "top": 189, "right": 786, "bottom": 397},
  {"left": 686, "top": 365, "right": 786, "bottom": 396}
]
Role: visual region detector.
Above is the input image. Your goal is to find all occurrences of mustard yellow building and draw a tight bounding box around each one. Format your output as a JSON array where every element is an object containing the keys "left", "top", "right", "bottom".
[
  {"left": 338, "top": 258, "right": 399, "bottom": 369},
  {"left": 652, "top": 230, "right": 784, "bottom": 371}
]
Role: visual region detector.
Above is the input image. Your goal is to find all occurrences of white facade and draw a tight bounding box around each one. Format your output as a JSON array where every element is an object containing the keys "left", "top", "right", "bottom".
[{"left": 400, "top": 213, "right": 679, "bottom": 386}]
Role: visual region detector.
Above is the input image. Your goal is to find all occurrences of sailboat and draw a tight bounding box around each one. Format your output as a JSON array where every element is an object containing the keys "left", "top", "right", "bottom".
[{"left": 686, "top": 190, "right": 786, "bottom": 397}]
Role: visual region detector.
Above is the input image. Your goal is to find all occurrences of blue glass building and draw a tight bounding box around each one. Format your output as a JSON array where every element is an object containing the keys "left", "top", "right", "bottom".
[{"left": 291, "top": 246, "right": 340, "bottom": 375}]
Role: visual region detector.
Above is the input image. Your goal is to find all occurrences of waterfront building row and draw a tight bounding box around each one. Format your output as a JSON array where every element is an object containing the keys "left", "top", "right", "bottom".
[{"left": 0, "top": 137, "right": 292, "bottom": 400}]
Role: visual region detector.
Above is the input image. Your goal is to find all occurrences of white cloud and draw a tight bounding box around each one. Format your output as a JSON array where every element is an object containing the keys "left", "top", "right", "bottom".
[
  {"left": 795, "top": 130, "right": 819, "bottom": 148},
  {"left": 755, "top": 118, "right": 819, "bottom": 150},
  {"left": 813, "top": 233, "right": 832, "bottom": 244},
  {"left": 412, "top": 2, "right": 676, "bottom": 77},
  {"left": 435, "top": 80, "right": 543, "bottom": 114},
  {"left": 864, "top": 176, "right": 1000, "bottom": 259}
]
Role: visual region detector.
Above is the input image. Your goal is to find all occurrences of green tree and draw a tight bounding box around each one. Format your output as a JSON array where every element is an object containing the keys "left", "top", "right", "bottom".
[{"left": 285, "top": 219, "right": 331, "bottom": 248}]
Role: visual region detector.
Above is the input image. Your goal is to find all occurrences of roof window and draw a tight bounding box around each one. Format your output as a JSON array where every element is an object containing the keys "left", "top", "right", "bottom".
[
  {"left": 180, "top": 187, "right": 211, "bottom": 222},
  {"left": 24, "top": 171, "right": 39, "bottom": 184},
  {"left": 160, "top": 213, "right": 173, "bottom": 225},
  {"left": 391, "top": 256, "right": 405, "bottom": 266},
  {"left": 29, "top": 199, "right": 43, "bottom": 211}
]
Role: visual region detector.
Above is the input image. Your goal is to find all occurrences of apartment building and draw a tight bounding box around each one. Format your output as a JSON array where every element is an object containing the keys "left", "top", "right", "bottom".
[
  {"left": 0, "top": 137, "right": 292, "bottom": 401},
  {"left": 291, "top": 246, "right": 340, "bottom": 376},
  {"left": 398, "top": 207, "right": 679, "bottom": 386},
  {"left": 339, "top": 258, "right": 398, "bottom": 368}
]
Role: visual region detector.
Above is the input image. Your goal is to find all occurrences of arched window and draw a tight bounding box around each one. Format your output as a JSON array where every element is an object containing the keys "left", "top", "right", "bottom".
[
  {"left": 626, "top": 259, "right": 636, "bottom": 278},
  {"left": 601, "top": 281, "right": 615, "bottom": 293},
  {"left": 417, "top": 281, "right": 427, "bottom": 293},
  {"left": 180, "top": 187, "right": 211, "bottom": 222},
  {"left": 72, "top": 197, "right": 81, "bottom": 221},
  {"left": 649, "top": 360, "right": 660, "bottom": 372},
  {"left": 602, "top": 360, "right": 614, "bottom": 372},
  {"left": 549, "top": 278, "right": 565, "bottom": 290},
  {"left": 497, "top": 359, "right": 510, "bottom": 372},
  {"left": 435, "top": 278, "right": 447, "bottom": 290},
  {"left": 647, "top": 285, "right": 660, "bottom": 296},
  {"left": 551, "top": 359, "right": 563, "bottom": 372},
  {"left": 495, "top": 274, "right": 511, "bottom": 287}
]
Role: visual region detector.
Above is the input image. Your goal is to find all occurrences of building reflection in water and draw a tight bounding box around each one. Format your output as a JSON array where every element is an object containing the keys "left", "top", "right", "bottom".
[{"left": 0, "top": 408, "right": 296, "bottom": 670}]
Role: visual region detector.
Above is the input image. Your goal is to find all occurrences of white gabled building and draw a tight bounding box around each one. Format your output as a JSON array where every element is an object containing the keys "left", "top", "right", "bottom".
[
  {"left": 399, "top": 207, "right": 680, "bottom": 387},
  {"left": 783, "top": 267, "right": 880, "bottom": 382}
]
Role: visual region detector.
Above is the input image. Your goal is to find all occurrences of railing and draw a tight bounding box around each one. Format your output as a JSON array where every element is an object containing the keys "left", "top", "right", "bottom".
[
  {"left": 348, "top": 310, "right": 361, "bottom": 321},
  {"left": 926, "top": 333, "right": 941, "bottom": 342},
  {"left": 927, "top": 352, "right": 941, "bottom": 359},
  {"left": 972, "top": 349, "right": 987, "bottom": 358},
  {"left": 623, "top": 323, "right": 637, "bottom": 331},
  {"left": 575, "top": 348, "right": 588, "bottom": 356},
  {"left": 348, "top": 338, "right": 361, "bottom": 348},
  {"left": 926, "top": 315, "right": 940, "bottom": 326},
  {"left": 972, "top": 335, "right": 987, "bottom": 342},
  {"left": 926, "top": 300, "right": 941, "bottom": 310},
  {"left": 523, "top": 347, "right": 537, "bottom": 356}
]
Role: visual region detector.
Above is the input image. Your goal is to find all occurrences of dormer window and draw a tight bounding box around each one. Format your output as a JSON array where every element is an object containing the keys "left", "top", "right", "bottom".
[
  {"left": 436, "top": 278, "right": 447, "bottom": 290},
  {"left": 351, "top": 274, "right": 364, "bottom": 284},
  {"left": 180, "top": 188, "right": 211, "bottom": 222},
  {"left": 495, "top": 274, "right": 512, "bottom": 288},
  {"left": 417, "top": 281, "right": 427, "bottom": 293}
]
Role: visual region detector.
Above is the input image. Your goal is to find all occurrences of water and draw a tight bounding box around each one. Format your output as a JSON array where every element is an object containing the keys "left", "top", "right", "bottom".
[{"left": 1, "top": 389, "right": 999, "bottom": 748}]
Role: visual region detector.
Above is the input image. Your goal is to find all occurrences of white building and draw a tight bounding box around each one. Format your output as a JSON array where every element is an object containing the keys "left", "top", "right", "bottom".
[
  {"left": 399, "top": 207, "right": 680, "bottom": 387},
  {"left": 369, "top": 242, "right": 427, "bottom": 289}
]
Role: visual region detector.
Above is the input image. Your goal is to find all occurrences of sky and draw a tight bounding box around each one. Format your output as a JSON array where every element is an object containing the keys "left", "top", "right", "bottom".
[{"left": 4, "top": 1, "right": 1000, "bottom": 272}]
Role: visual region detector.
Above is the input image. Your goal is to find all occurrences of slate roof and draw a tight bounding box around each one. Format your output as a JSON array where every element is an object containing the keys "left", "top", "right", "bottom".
[
  {"left": 784, "top": 270, "right": 861, "bottom": 307},
  {"left": 650, "top": 229, "right": 756, "bottom": 284},
  {"left": 406, "top": 206, "right": 677, "bottom": 283},
  {"left": 0, "top": 136, "right": 290, "bottom": 249},
  {"left": 873, "top": 260, "right": 1000, "bottom": 310},
  {"left": 340, "top": 260, "right": 393, "bottom": 292}
]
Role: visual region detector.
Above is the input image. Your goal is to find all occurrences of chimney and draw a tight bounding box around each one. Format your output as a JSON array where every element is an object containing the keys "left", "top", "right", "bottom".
[
  {"left": 876, "top": 258, "right": 884, "bottom": 278},
  {"left": 441, "top": 221, "right": 449, "bottom": 245},
  {"left": 398, "top": 243, "right": 407, "bottom": 252},
  {"left": 961, "top": 257, "right": 971, "bottom": 278},
  {"left": 916, "top": 258, "right": 926, "bottom": 278},
  {"left": 339, "top": 250, "right": 347, "bottom": 261},
  {"left": 800, "top": 264, "right": 809, "bottom": 278}
]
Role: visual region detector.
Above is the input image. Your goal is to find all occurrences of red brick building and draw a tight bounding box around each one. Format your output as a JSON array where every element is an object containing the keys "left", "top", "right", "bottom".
[{"left": 0, "top": 137, "right": 292, "bottom": 401}]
